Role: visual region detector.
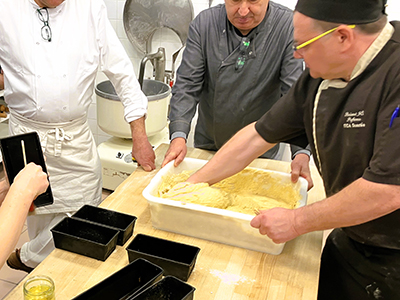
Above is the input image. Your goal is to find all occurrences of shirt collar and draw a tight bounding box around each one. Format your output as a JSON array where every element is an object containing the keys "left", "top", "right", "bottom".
[
  {"left": 350, "top": 22, "right": 394, "bottom": 80},
  {"left": 29, "top": 0, "right": 66, "bottom": 13}
]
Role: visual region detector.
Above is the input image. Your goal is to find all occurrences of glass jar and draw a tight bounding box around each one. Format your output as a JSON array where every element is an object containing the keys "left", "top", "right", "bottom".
[{"left": 23, "top": 275, "right": 55, "bottom": 300}]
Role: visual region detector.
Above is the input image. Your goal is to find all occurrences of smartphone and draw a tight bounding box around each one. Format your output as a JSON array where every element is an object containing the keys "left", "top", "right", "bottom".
[{"left": 0, "top": 132, "right": 53, "bottom": 207}]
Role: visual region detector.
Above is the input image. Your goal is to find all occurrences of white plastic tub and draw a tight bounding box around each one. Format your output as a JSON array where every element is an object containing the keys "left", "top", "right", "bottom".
[{"left": 142, "top": 158, "right": 308, "bottom": 255}]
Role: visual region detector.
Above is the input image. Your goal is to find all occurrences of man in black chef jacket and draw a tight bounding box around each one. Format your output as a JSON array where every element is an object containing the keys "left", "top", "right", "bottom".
[{"left": 178, "top": 0, "right": 400, "bottom": 298}]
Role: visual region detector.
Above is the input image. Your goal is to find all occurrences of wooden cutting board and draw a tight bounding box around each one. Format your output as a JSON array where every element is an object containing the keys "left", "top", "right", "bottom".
[{"left": 5, "top": 144, "right": 326, "bottom": 300}]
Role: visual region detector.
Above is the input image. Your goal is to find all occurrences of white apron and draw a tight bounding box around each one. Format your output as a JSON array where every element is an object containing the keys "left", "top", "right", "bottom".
[{"left": 9, "top": 110, "right": 102, "bottom": 214}]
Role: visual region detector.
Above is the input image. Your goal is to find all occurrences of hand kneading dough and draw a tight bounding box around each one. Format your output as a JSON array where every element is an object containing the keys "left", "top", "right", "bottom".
[
  {"left": 161, "top": 182, "right": 233, "bottom": 209},
  {"left": 158, "top": 169, "right": 302, "bottom": 215}
]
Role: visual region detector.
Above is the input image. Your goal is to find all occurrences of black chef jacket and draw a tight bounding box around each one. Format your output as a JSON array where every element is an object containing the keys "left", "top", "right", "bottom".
[{"left": 255, "top": 22, "right": 400, "bottom": 250}]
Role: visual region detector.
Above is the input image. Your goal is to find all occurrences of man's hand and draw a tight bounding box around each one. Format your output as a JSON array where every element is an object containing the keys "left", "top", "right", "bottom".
[
  {"left": 162, "top": 137, "right": 187, "bottom": 168},
  {"left": 130, "top": 117, "right": 156, "bottom": 172},
  {"left": 131, "top": 139, "right": 155, "bottom": 171},
  {"left": 291, "top": 153, "right": 314, "bottom": 190},
  {"left": 250, "top": 207, "right": 301, "bottom": 244}
]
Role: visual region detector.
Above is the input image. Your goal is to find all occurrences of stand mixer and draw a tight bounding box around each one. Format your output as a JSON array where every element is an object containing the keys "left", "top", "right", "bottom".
[{"left": 96, "top": 0, "right": 194, "bottom": 190}]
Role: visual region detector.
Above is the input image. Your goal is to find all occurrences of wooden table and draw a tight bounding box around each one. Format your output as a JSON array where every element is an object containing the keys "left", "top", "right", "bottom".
[{"left": 6, "top": 144, "right": 326, "bottom": 300}]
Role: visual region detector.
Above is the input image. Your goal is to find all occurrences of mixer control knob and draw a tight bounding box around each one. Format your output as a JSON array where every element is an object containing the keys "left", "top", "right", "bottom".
[
  {"left": 124, "top": 153, "right": 135, "bottom": 163},
  {"left": 116, "top": 152, "right": 124, "bottom": 159}
]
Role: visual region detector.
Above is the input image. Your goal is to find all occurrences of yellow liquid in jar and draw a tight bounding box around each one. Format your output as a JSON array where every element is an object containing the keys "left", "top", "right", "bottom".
[{"left": 25, "top": 284, "right": 55, "bottom": 300}]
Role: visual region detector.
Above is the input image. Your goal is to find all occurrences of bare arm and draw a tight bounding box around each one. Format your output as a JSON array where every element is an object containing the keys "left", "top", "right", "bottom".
[
  {"left": 130, "top": 116, "right": 156, "bottom": 172},
  {"left": 251, "top": 178, "right": 400, "bottom": 243},
  {"left": 187, "top": 122, "right": 276, "bottom": 185},
  {"left": 0, "top": 163, "right": 48, "bottom": 268},
  {"left": 0, "top": 179, "right": 9, "bottom": 205}
]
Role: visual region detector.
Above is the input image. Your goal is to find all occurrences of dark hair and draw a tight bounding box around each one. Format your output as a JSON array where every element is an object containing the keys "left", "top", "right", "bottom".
[{"left": 313, "top": 15, "right": 388, "bottom": 35}]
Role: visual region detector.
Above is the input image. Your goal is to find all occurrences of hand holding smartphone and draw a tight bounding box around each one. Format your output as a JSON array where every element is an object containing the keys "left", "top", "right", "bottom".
[{"left": 0, "top": 132, "right": 53, "bottom": 207}]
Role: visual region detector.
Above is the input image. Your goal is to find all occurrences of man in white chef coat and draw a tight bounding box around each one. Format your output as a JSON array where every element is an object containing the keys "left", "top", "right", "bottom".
[{"left": 0, "top": 0, "right": 155, "bottom": 272}]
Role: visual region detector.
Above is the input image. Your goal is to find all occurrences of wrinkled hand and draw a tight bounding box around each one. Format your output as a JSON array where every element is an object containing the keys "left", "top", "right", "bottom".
[
  {"left": 162, "top": 138, "right": 187, "bottom": 168},
  {"left": 291, "top": 153, "right": 314, "bottom": 191},
  {"left": 129, "top": 116, "right": 155, "bottom": 172},
  {"left": 132, "top": 138, "right": 156, "bottom": 172},
  {"left": 250, "top": 207, "right": 300, "bottom": 244}
]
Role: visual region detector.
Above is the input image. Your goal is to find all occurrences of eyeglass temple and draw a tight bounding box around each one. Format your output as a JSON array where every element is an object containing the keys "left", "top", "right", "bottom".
[
  {"left": 295, "top": 24, "right": 356, "bottom": 51},
  {"left": 37, "top": 8, "right": 49, "bottom": 20}
]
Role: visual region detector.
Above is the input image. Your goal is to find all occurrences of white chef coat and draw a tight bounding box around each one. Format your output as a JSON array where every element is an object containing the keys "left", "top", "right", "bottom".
[
  {"left": 0, "top": 0, "right": 148, "bottom": 266},
  {"left": 0, "top": 0, "right": 147, "bottom": 124},
  {"left": 0, "top": 0, "right": 148, "bottom": 212}
]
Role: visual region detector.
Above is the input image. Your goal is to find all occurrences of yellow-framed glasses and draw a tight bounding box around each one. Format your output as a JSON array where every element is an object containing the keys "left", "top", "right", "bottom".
[{"left": 293, "top": 25, "right": 355, "bottom": 51}]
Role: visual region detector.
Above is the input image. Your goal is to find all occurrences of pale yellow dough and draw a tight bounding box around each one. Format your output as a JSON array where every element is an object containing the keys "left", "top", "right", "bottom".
[{"left": 158, "top": 168, "right": 302, "bottom": 215}]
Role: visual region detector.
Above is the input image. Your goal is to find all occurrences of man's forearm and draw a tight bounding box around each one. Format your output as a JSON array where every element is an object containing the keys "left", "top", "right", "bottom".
[
  {"left": 188, "top": 123, "right": 275, "bottom": 185},
  {"left": 294, "top": 177, "right": 400, "bottom": 235},
  {"left": 130, "top": 116, "right": 147, "bottom": 141}
]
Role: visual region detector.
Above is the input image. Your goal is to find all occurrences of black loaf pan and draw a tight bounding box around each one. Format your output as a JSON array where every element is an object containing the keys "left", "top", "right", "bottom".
[
  {"left": 126, "top": 234, "right": 200, "bottom": 281},
  {"left": 51, "top": 217, "right": 118, "bottom": 261},
  {"left": 127, "top": 276, "right": 195, "bottom": 300},
  {"left": 72, "top": 258, "right": 163, "bottom": 300},
  {"left": 72, "top": 205, "right": 137, "bottom": 246}
]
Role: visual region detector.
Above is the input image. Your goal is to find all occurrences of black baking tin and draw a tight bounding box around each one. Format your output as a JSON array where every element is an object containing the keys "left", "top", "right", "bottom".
[
  {"left": 72, "top": 258, "right": 163, "bottom": 300},
  {"left": 72, "top": 205, "right": 137, "bottom": 246},
  {"left": 127, "top": 276, "right": 195, "bottom": 300},
  {"left": 126, "top": 234, "right": 200, "bottom": 281},
  {"left": 51, "top": 217, "right": 118, "bottom": 261}
]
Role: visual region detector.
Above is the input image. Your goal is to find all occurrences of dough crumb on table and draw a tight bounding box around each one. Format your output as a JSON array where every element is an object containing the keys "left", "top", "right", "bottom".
[{"left": 158, "top": 168, "right": 302, "bottom": 215}]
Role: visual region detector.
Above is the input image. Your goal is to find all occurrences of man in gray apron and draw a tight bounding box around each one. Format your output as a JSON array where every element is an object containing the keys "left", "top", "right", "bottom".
[{"left": 163, "top": 0, "right": 313, "bottom": 188}]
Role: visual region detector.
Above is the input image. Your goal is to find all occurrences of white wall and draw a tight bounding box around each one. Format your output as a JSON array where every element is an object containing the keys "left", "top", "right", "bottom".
[{"left": 91, "top": 0, "right": 400, "bottom": 145}]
